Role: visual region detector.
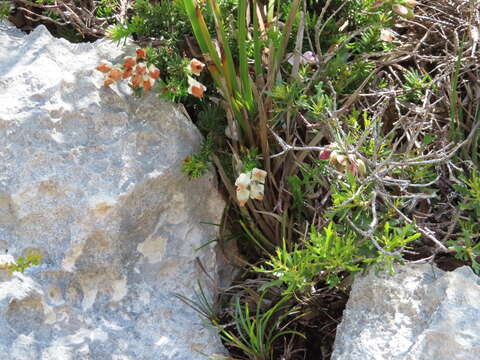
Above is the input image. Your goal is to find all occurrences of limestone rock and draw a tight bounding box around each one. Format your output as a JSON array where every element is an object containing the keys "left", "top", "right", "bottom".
[
  {"left": 332, "top": 264, "right": 480, "bottom": 360},
  {"left": 0, "top": 21, "right": 225, "bottom": 359}
]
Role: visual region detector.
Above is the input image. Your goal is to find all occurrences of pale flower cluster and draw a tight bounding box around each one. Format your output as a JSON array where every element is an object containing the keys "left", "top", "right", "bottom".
[
  {"left": 235, "top": 168, "right": 267, "bottom": 206},
  {"left": 96, "top": 48, "right": 160, "bottom": 91},
  {"left": 319, "top": 143, "right": 366, "bottom": 177},
  {"left": 186, "top": 58, "right": 207, "bottom": 98}
]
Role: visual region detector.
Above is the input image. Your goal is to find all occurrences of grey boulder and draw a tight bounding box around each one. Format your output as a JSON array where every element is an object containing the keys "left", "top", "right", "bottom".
[
  {"left": 0, "top": 21, "right": 225, "bottom": 359},
  {"left": 332, "top": 264, "right": 480, "bottom": 360}
]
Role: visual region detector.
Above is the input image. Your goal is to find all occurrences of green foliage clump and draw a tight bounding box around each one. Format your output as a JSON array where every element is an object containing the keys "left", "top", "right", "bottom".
[
  {"left": 401, "top": 68, "right": 434, "bottom": 103},
  {"left": 108, "top": 0, "right": 190, "bottom": 44},
  {"left": 258, "top": 220, "right": 419, "bottom": 294},
  {"left": 96, "top": 0, "right": 119, "bottom": 19},
  {"left": 0, "top": 1, "right": 12, "bottom": 19},
  {"left": 1, "top": 251, "right": 42, "bottom": 275},
  {"left": 181, "top": 136, "right": 214, "bottom": 179},
  {"left": 448, "top": 169, "right": 480, "bottom": 273},
  {"left": 213, "top": 293, "right": 304, "bottom": 359}
]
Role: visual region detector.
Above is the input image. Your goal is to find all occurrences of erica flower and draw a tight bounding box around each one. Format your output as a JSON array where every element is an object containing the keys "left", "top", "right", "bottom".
[
  {"left": 189, "top": 58, "right": 206, "bottom": 76},
  {"left": 188, "top": 77, "right": 207, "bottom": 98},
  {"left": 108, "top": 67, "right": 123, "bottom": 81},
  {"left": 148, "top": 64, "right": 160, "bottom": 79},
  {"left": 131, "top": 74, "right": 143, "bottom": 88},
  {"left": 319, "top": 143, "right": 339, "bottom": 160},
  {"left": 143, "top": 76, "right": 155, "bottom": 91},
  {"left": 123, "top": 67, "right": 133, "bottom": 79},
  {"left": 135, "top": 63, "right": 146, "bottom": 75},
  {"left": 320, "top": 143, "right": 367, "bottom": 177},
  {"left": 96, "top": 48, "right": 160, "bottom": 92},
  {"left": 319, "top": 149, "right": 332, "bottom": 160},
  {"left": 136, "top": 48, "right": 147, "bottom": 59},
  {"left": 123, "top": 56, "right": 136, "bottom": 69},
  {"left": 250, "top": 183, "right": 265, "bottom": 201},
  {"left": 380, "top": 28, "right": 394, "bottom": 42},
  {"left": 102, "top": 66, "right": 123, "bottom": 87},
  {"left": 234, "top": 169, "right": 267, "bottom": 206},
  {"left": 393, "top": 4, "right": 413, "bottom": 18},
  {"left": 103, "top": 78, "right": 115, "bottom": 87},
  {"left": 96, "top": 60, "right": 113, "bottom": 73},
  {"left": 251, "top": 168, "right": 267, "bottom": 183},
  {"left": 235, "top": 173, "right": 251, "bottom": 206}
]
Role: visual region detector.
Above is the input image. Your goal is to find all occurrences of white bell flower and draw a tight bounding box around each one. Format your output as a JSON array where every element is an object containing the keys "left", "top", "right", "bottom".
[
  {"left": 251, "top": 168, "right": 267, "bottom": 184},
  {"left": 236, "top": 189, "right": 250, "bottom": 207},
  {"left": 249, "top": 183, "right": 264, "bottom": 200},
  {"left": 235, "top": 172, "right": 251, "bottom": 190},
  {"left": 234, "top": 169, "right": 267, "bottom": 206}
]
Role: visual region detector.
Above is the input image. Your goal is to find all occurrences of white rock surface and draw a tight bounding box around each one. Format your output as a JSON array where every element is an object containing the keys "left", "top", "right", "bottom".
[
  {"left": 332, "top": 264, "right": 480, "bottom": 360},
  {"left": 0, "top": 21, "right": 225, "bottom": 359}
]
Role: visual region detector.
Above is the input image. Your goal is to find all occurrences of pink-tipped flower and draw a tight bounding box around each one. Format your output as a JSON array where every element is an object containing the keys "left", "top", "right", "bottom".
[
  {"left": 319, "top": 149, "right": 331, "bottom": 160},
  {"left": 347, "top": 159, "right": 366, "bottom": 177},
  {"left": 187, "top": 77, "right": 207, "bottom": 99},
  {"left": 108, "top": 68, "right": 123, "bottom": 81},
  {"left": 380, "top": 28, "right": 394, "bottom": 42},
  {"left": 103, "top": 78, "right": 115, "bottom": 87},
  {"left": 148, "top": 64, "right": 160, "bottom": 80},
  {"left": 237, "top": 189, "right": 250, "bottom": 207},
  {"left": 189, "top": 58, "right": 205, "bottom": 76},
  {"left": 136, "top": 48, "right": 147, "bottom": 59},
  {"left": 235, "top": 173, "right": 251, "bottom": 206},
  {"left": 393, "top": 4, "right": 414, "bottom": 18},
  {"left": 251, "top": 168, "right": 267, "bottom": 184},
  {"left": 96, "top": 60, "right": 113, "bottom": 73},
  {"left": 235, "top": 173, "right": 251, "bottom": 191},
  {"left": 250, "top": 183, "right": 265, "bottom": 201},
  {"left": 131, "top": 74, "right": 143, "bottom": 88},
  {"left": 123, "top": 67, "right": 133, "bottom": 79},
  {"left": 123, "top": 56, "right": 136, "bottom": 69},
  {"left": 135, "top": 64, "right": 146, "bottom": 76},
  {"left": 143, "top": 75, "right": 155, "bottom": 92}
]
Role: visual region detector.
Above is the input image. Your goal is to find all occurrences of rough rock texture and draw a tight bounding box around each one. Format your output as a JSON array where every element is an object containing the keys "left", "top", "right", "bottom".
[
  {"left": 0, "top": 21, "right": 225, "bottom": 359},
  {"left": 332, "top": 264, "right": 480, "bottom": 360}
]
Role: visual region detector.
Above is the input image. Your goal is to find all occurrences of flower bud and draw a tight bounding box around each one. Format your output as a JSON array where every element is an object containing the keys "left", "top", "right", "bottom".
[
  {"left": 404, "top": 0, "right": 418, "bottom": 7},
  {"left": 380, "top": 28, "right": 394, "bottom": 42},
  {"left": 356, "top": 159, "right": 367, "bottom": 177},
  {"left": 136, "top": 48, "right": 147, "bottom": 59},
  {"left": 319, "top": 149, "right": 331, "bottom": 160},
  {"left": 393, "top": 4, "right": 414, "bottom": 19}
]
